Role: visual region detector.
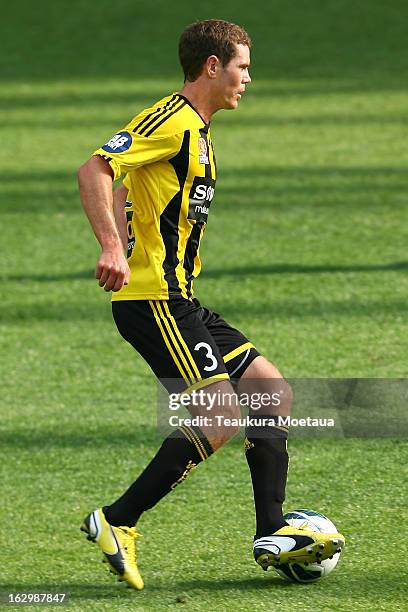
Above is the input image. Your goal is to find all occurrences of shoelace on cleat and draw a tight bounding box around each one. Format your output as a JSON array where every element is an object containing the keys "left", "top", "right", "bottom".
[{"left": 117, "top": 527, "right": 142, "bottom": 567}]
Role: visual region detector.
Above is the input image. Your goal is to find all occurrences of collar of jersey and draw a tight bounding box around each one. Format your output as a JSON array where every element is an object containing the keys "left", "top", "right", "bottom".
[{"left": 176, "top": 93, "right": 210, "bottom": 130}]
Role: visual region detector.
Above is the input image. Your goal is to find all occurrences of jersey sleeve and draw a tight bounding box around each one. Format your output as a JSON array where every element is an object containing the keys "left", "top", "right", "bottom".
[{"left": 93, "top": 129, "right": 182, "bottom": 181}]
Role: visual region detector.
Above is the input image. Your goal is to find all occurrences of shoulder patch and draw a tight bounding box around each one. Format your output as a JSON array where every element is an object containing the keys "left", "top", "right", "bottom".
[{"left": 102, "top": 131, "right": 132, "bottom": 153}]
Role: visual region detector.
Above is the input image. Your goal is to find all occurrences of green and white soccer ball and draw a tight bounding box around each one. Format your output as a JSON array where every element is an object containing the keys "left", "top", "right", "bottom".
[{"left": 274, "top": 509, "right": 342, "bottom": 584}]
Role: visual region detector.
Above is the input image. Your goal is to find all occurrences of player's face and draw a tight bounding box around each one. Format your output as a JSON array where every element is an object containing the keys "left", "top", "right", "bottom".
[{"left": 216, "top": 44, "right": 251, "bottom": 110}]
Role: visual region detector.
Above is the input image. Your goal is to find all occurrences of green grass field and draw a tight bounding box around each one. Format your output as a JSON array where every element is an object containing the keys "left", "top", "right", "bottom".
[{"left": 1, "top": 1, "right": 408, "bottom": 610}]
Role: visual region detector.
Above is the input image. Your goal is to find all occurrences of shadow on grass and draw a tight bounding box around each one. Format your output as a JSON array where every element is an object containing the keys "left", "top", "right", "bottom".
[
  {"left": 176, "top": 573, "right": 408, "bottom": 600},
  {"left": 1, "top": 165, "right": 408, "bottom": 214},
  {"left": 3, "top": 165, "right": 408, "bottom": 185},
  {"left": 4, "top": 111, "right": 408, "bottom": 131},
  {"left": 0, "top": 90, "right": 165, "bottom": 111},
  {"left": 3, "top": 260, "right": 408, "bottom": 285},
  {"left": 0, "top": 427, "right": 160, "bottom": 449},
  {"left": 4, "top": 270, "right": 95, "bottom": 282},
  {"left": 0, "top": 575, "right": 289, "bottom": 601},
  {"left": 3, "top": 570, "right": 407, "bottom": 601},
  {"left": 0, "top": 583, "right": 139, "bottom": 601},
  {"left": 1, "top": 293, "right": 407, "bottom": 323},
  {"left": 204, "top": 261, "right": 408, "bottom": 277},
  {"left": 2, "top": 79, "right": 408, "bottom": 111},
  {"left": 2, "top": 0, "right": 408, "bottom": 87}
]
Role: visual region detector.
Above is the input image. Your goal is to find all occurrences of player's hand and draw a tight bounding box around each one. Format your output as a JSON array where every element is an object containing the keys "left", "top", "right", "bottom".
[{"left": 95, "top": 247, "right": 130, "bottom": 292}]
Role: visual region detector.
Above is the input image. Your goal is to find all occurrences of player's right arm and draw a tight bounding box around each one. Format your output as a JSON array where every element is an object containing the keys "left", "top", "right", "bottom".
[{"left": 77, "top": 155, "right": 130, "bottom": 292}]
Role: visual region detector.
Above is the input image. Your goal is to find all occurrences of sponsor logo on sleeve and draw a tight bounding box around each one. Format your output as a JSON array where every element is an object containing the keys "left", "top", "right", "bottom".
[
  {"left": 188, "top": 177, "right": 216, "bottom": 222},
  {"left": 102, "top": 131, "right": 132, "bottom": 153},
  {"left": 198, "top": 137, "right": 209, "bottom": 165}
]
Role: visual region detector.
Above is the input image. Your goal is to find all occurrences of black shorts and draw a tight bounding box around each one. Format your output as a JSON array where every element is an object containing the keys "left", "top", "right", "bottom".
[{"left": 112, "top": 297, "right": 260, "bottom": 393}]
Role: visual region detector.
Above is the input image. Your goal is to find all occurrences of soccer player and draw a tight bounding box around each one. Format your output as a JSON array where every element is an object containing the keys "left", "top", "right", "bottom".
[{"left": 77, "top": 19, "right": 345, "bottom": 590}]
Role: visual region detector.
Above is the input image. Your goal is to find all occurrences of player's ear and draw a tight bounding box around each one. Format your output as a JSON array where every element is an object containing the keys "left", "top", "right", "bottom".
[{"left": 205, "top": 55, "right": 220, "bottom": 79}]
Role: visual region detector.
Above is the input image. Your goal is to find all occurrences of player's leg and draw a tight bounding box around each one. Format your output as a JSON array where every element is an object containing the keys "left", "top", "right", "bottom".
[
  {"left": 103, "top": 379, "right": 239, "bottom": 530},
  {"left": 81, "top": 298, "right": 241, "bottom": 588},
  {"left": 238, "top": 357, "right": 345, "bottom": 568},
  {"left": 103, "top": 299, "right": 240, "bottom": 524},
  {"left": 238, "top": 357, "right": 291, "bottom": 538},
  {"left": 82, "top": 380, "right": 239, "bottom": 590},
  {"left": 198, "top": 309, "right": 291, "bottom": 550},
  {"left": 200, "top": 305, "right": 345, "bottom": 567}
]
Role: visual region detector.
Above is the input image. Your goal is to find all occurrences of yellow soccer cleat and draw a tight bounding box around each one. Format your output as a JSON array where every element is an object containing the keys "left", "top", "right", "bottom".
[
  {"left": 253, "top": 525, "right": 345, "bottom": 570},
  {"left": 81, "top": 508, "right": 144, "bottom": 590}
]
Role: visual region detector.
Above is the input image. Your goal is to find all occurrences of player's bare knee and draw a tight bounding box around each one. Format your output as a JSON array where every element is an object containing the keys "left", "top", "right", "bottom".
[
  {"left": 209, "top": 423, "right": 240, "bottom": 451},
  {"left": 238, "top": 358, "right": 293, "bottom": 417},
  {"left": 186, "top": 379, "right": 240, "bottom": 448},
  {"left": 209, "top": 392, "right": 241, "bottom": 444},
  {"left": 204, "top": 411, "right": 240, "bottom": 451},
  {"left": 277, "top": 378, "right": 293, "bottom": 416},
  {"left": 219, "top": 403, "right": 241, "bottom": 441},
  {"left": 260, "top": 377, "right": 292, "bottom": 417}
]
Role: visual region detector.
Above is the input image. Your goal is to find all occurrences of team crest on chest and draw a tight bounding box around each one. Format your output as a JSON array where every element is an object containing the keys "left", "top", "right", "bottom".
[{"left": 198, "top": 137, "right": 209, "bottom": 165}]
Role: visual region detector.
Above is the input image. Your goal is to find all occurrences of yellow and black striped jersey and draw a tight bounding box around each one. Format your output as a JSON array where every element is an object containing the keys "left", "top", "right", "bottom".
[{"left": 93, "top": 93, "right": 217, "bottom": 300}]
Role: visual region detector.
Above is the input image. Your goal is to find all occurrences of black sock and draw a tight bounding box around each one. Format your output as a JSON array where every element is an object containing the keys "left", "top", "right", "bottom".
[
  {"left": 104, "top": 426, "right": 213, "bottom": 527},
  {"left": 245, "top": 418, "right": 289, "bottom": 537}
]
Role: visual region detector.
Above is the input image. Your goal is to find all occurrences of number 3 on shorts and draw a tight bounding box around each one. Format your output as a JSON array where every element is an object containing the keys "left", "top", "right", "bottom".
[{"left": 194, "top": 342, "right": 218, "bottom": 372}]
